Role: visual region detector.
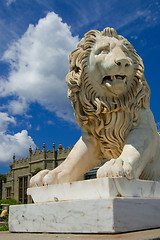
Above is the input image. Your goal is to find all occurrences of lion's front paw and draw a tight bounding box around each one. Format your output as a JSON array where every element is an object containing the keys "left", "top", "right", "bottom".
[
  {"left": 30, "top": 169, "right": 62, "bottom": 187},
  {"left": 97, "top": 158, "right": 134, "bottom": 179},
  {"left": 30, "top": 169, "right": 50, "bottom": 187}
]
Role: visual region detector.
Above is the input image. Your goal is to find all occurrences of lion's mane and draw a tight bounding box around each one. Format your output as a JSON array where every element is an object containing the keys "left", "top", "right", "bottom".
[{"left": 66, "top": 27, "right": 150, "bottom": 160}]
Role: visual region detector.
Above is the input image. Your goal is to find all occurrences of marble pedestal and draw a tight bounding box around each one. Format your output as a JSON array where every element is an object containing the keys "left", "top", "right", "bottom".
[{"left": 9, "top": 178, "right": 160, "bottom": 233}]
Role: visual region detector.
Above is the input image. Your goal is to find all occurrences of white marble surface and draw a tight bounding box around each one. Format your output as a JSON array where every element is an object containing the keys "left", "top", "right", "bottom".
[
  {"left": 9, "top": 197, "right": 160, "bottom": 233},
  {"left": 28, "top": 177, "right": 160, "bottom": 203}
]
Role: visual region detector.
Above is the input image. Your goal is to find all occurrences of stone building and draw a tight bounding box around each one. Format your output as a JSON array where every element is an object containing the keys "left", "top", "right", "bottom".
[{"left": 1, "top": 143, "right": 72, "bottom": 203}]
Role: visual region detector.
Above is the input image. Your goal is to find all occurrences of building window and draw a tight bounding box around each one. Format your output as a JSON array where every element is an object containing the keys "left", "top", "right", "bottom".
[
  {"left": 19, "top": 177, "right": 23, "bottom": 203},
  {"left": 19, "top": 176, "right": 28, "bottom": 204},
  {"left": 6, "top": 187, "right": 12, "bottom": 199},
  {"left": 24, "top": 176, "right": 28, "bottom": 204}
]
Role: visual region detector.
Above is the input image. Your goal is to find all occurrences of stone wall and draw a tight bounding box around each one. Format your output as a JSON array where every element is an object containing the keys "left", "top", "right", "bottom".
[{"left": 2, "top": 143, "right": 71, "bottom": 203}]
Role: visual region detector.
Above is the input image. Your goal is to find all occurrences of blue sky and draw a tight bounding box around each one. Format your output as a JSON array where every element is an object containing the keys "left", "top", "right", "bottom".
[{"left": 0, "top": 0, "right": 160, "bottom": 173}]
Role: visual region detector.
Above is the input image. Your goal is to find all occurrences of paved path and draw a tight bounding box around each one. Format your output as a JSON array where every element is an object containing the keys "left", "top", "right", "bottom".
[{"left": 1, "top": 229, "right": 160, "bottom": 240}]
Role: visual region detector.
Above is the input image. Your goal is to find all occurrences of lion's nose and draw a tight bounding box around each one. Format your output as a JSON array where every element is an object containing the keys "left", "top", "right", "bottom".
[{"left": 114, "top": 57, "right": 130, "bottom": 68}]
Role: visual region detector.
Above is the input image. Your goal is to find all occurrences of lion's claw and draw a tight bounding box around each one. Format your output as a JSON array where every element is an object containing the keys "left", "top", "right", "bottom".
[
  {"left": 30, "top": 170, "right": 50, "bottom": 187},
  {"left": 97, "top": 158, "right": 133, "bottom": 179},
  {"left": 30, "top": 169, "right": 60, "bottom": 187},
  {"left": 30, "top": 168, "right": 72, "bottom": 187},
  {"left": 123, "top": 161, "right": 134, "bottom": 179}
]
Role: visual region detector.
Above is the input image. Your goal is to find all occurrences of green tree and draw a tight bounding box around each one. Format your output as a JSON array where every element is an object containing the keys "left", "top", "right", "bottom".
[
  {"left": 32, "top": 168, "right": 42, "bottom": 176},
  {"left": 0, "top": 174, "right": 6, "bottom": 182}
]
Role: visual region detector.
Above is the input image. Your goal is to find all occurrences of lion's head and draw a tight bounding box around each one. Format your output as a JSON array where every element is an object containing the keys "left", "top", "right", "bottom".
[{"left": 66, "top": 27, "right": 150, "bottom": 159}]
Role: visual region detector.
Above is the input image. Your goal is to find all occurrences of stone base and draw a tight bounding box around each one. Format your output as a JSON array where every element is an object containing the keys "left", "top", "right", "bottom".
[
  {"left": 9, "top": 197, "right": 160, "bottom": 233},
  {"left": 27, "top": 177, "right": 160, "bottom": 203},
  {"left": 9, "top": 178, "right": 160, "bottom": 233}
]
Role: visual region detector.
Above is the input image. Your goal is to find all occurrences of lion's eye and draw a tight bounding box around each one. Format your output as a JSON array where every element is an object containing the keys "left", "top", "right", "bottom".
[
  {"left": 100, "top": 49, "right": 109, "bottom": 54},
  {"left": 96, "top": 48, "right": 110, "bottom": 55}
]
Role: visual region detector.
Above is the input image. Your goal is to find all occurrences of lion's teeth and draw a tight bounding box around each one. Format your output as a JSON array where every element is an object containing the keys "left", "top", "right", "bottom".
[
  {"left": 114, "top": 75, "right": 126, "bottom": 80},
  {"left": 102, "top": 75, "right": 126, "bottom": 84},
  {"left": 116, "top": 75, "right": 122, "bottom": 79}
]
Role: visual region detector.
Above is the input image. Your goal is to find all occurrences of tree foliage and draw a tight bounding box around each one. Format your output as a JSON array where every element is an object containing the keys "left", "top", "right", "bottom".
[
  {"left": 0, "top": 174, "right": 6, "bottom": 182},
  {"left": 32, "top": 168, "right": 42, "bottom": 176}
]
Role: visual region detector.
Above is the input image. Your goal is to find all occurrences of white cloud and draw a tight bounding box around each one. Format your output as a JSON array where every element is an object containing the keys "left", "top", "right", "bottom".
[
  {"left": 0, "top": 112, "right": 36, "bottom": 163},
  {"left": 6, "top": 0, "right": 16, "bottom": 6},
  {"left": 7, "top": 98, "right": 29, "bottom": 115},
  {"left": 1, "top": 12, "right": 78, "bottom": 122},
  {"left": 47, "top": 120, "right": 55, "bottom": 125},
  {"left": 0, "top": 112, "right": 16, "bottom": 132},
  {"left": 36, "top": 125, "right": 40, "bottom": 131},
  {"left": 0, "top": 130, "right": 36, "bottom": 163}
]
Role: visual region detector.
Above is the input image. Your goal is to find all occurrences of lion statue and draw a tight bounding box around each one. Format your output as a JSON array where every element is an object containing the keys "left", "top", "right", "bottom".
[{"left": 30, "top": 27, "right": 160, "bottom": 187}]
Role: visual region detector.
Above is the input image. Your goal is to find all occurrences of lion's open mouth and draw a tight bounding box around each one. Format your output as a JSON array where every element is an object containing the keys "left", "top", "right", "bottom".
[{"left": 102, "top": 75, "right": 126, "bottom": 85}]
